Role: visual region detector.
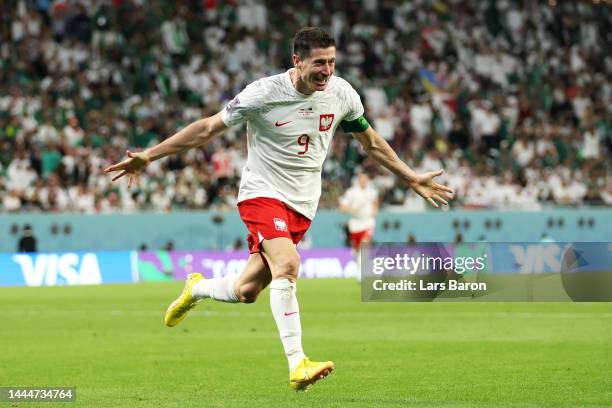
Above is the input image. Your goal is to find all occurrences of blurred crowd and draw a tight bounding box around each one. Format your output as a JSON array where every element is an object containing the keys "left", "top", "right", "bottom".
[{"left": 1, "top": 0, "right": 610, "bottom": 214}]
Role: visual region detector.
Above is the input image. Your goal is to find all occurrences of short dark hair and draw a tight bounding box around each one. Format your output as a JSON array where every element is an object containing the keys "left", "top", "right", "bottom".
[{"left": 292, "top": 27, "right": 336, "bottom": 59}]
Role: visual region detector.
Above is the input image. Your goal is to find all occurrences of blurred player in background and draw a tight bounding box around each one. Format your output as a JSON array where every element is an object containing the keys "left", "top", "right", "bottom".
[
  {"left": 105, "top": 27, "right": 453, "bottom": 391},
  {"left": 339, "top": 172, "right": 379, "bottom": 280}
]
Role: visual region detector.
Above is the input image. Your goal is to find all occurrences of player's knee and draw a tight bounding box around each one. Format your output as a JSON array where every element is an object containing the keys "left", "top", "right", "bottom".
[{"left": 271, "top": 254, "right": 300, "bottom": 280}]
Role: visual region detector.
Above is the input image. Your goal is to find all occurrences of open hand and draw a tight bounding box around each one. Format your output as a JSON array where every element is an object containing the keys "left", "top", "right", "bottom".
[
  {"left": 409, "top": 169, "right": 454, "bottom": 208},
  {"left": 104, "top": 150, "right": 150, "bottom": 187}
]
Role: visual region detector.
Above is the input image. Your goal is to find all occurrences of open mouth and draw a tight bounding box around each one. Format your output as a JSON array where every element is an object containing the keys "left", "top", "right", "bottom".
[{"left": 314, "top": 77, "right": 329, "bottom": 87}]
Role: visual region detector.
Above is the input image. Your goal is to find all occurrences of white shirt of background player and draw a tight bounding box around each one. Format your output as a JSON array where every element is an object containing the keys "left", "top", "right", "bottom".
[{"left": 339, "top": 174, "right": 379, "bottom": 233}]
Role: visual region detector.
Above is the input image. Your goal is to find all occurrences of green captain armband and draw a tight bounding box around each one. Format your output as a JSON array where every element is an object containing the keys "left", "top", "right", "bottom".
[{"left": 340, "top": 115, "right": 370, "bottom": 133}]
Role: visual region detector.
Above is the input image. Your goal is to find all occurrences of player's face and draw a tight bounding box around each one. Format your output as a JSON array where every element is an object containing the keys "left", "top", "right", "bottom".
[
  {"left": 294, "top": 47, "right": 336, "bottom": 93},
  {"left": 358, "top": 174, "right": 369, "bottom": 188}
]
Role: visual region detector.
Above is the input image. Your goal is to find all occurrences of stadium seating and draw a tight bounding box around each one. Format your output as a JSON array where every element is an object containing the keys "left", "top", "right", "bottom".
[{"left": 1, "top": 1, "right": 610, "bottom": 213}]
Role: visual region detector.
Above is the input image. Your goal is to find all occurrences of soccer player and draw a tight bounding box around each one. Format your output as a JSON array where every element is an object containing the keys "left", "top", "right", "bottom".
[
  {"left": 339, "top": 172, "right": 379, "bottom": 280},
  {"left": 104, "top": 27, "right": 454, "bottom": 391}
]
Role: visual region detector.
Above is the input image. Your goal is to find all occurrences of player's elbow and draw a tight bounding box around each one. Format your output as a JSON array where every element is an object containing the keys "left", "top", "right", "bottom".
[
  {"left": 195, "top": 118, "right": 214, "bottom": 145},
  {"left": 196, "top": 113, "right": 225, "bottom": 146},
  {"left": 358, "top": 133, "right": 381, "bottom": 152},
  {"left": 362, "top": 140, "right": 383, "bottom": 155}
]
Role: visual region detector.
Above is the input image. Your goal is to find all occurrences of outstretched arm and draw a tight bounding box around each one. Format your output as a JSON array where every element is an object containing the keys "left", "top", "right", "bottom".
[
  {"left": 352, "top": 126, "right": 454, "bottom": 208},
  {"left": 104, "top": 112, "right": 228, "bottom": 186}
]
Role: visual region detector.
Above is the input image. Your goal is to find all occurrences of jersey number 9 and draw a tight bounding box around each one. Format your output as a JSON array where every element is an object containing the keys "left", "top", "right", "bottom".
[{"left": 297, "top": 134, "right": 310, "bottom": 155}]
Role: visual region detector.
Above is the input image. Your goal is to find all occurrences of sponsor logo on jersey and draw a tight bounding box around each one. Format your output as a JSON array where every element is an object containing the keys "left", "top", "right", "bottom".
[
  {"left": 275, "top": 120, "right": 292, "bottom": 127},
  {"left": 298, "top": 107, "right": 315, "bottom": 118},
  {"left": 273, "top": 218, "right": 288, "bottom": 232},
  {"left": 319, "top": 114, "right": 334, "bottom": 131}
]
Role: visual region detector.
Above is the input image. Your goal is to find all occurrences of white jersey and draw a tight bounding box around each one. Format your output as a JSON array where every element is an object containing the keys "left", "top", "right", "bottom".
[
  {"left": 340, "top": 185, "right": 378, "bottom": 232},
  {"left": 221, "top": 70, "right": 364, "bottom": 219}
]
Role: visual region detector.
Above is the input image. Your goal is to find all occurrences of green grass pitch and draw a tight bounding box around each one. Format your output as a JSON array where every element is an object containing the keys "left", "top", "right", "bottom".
[{"left": 0, "top": 280, "right": 610, "bottom": 407}]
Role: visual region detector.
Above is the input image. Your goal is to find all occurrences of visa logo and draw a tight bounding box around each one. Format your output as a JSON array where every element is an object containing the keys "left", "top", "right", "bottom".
[{"left": 12, "top": 253, "right": 102, "bottom": 286}]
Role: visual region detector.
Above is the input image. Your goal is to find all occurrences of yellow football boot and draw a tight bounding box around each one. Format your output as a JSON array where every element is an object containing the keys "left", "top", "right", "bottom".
[
  {"left": 289, "top": 357, "right": 334, "bottom": 391},
  {"left": 164, "top": 273, "right": 204, "bottom": 327}
]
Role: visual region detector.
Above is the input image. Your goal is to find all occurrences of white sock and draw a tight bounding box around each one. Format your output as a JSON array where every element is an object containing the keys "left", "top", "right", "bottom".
[
  {"left": 269, "top": 278, "right": 306, "bottom": 372},
  {"left": 191, "top": 274, "right": 240, "bottom": 303}
]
